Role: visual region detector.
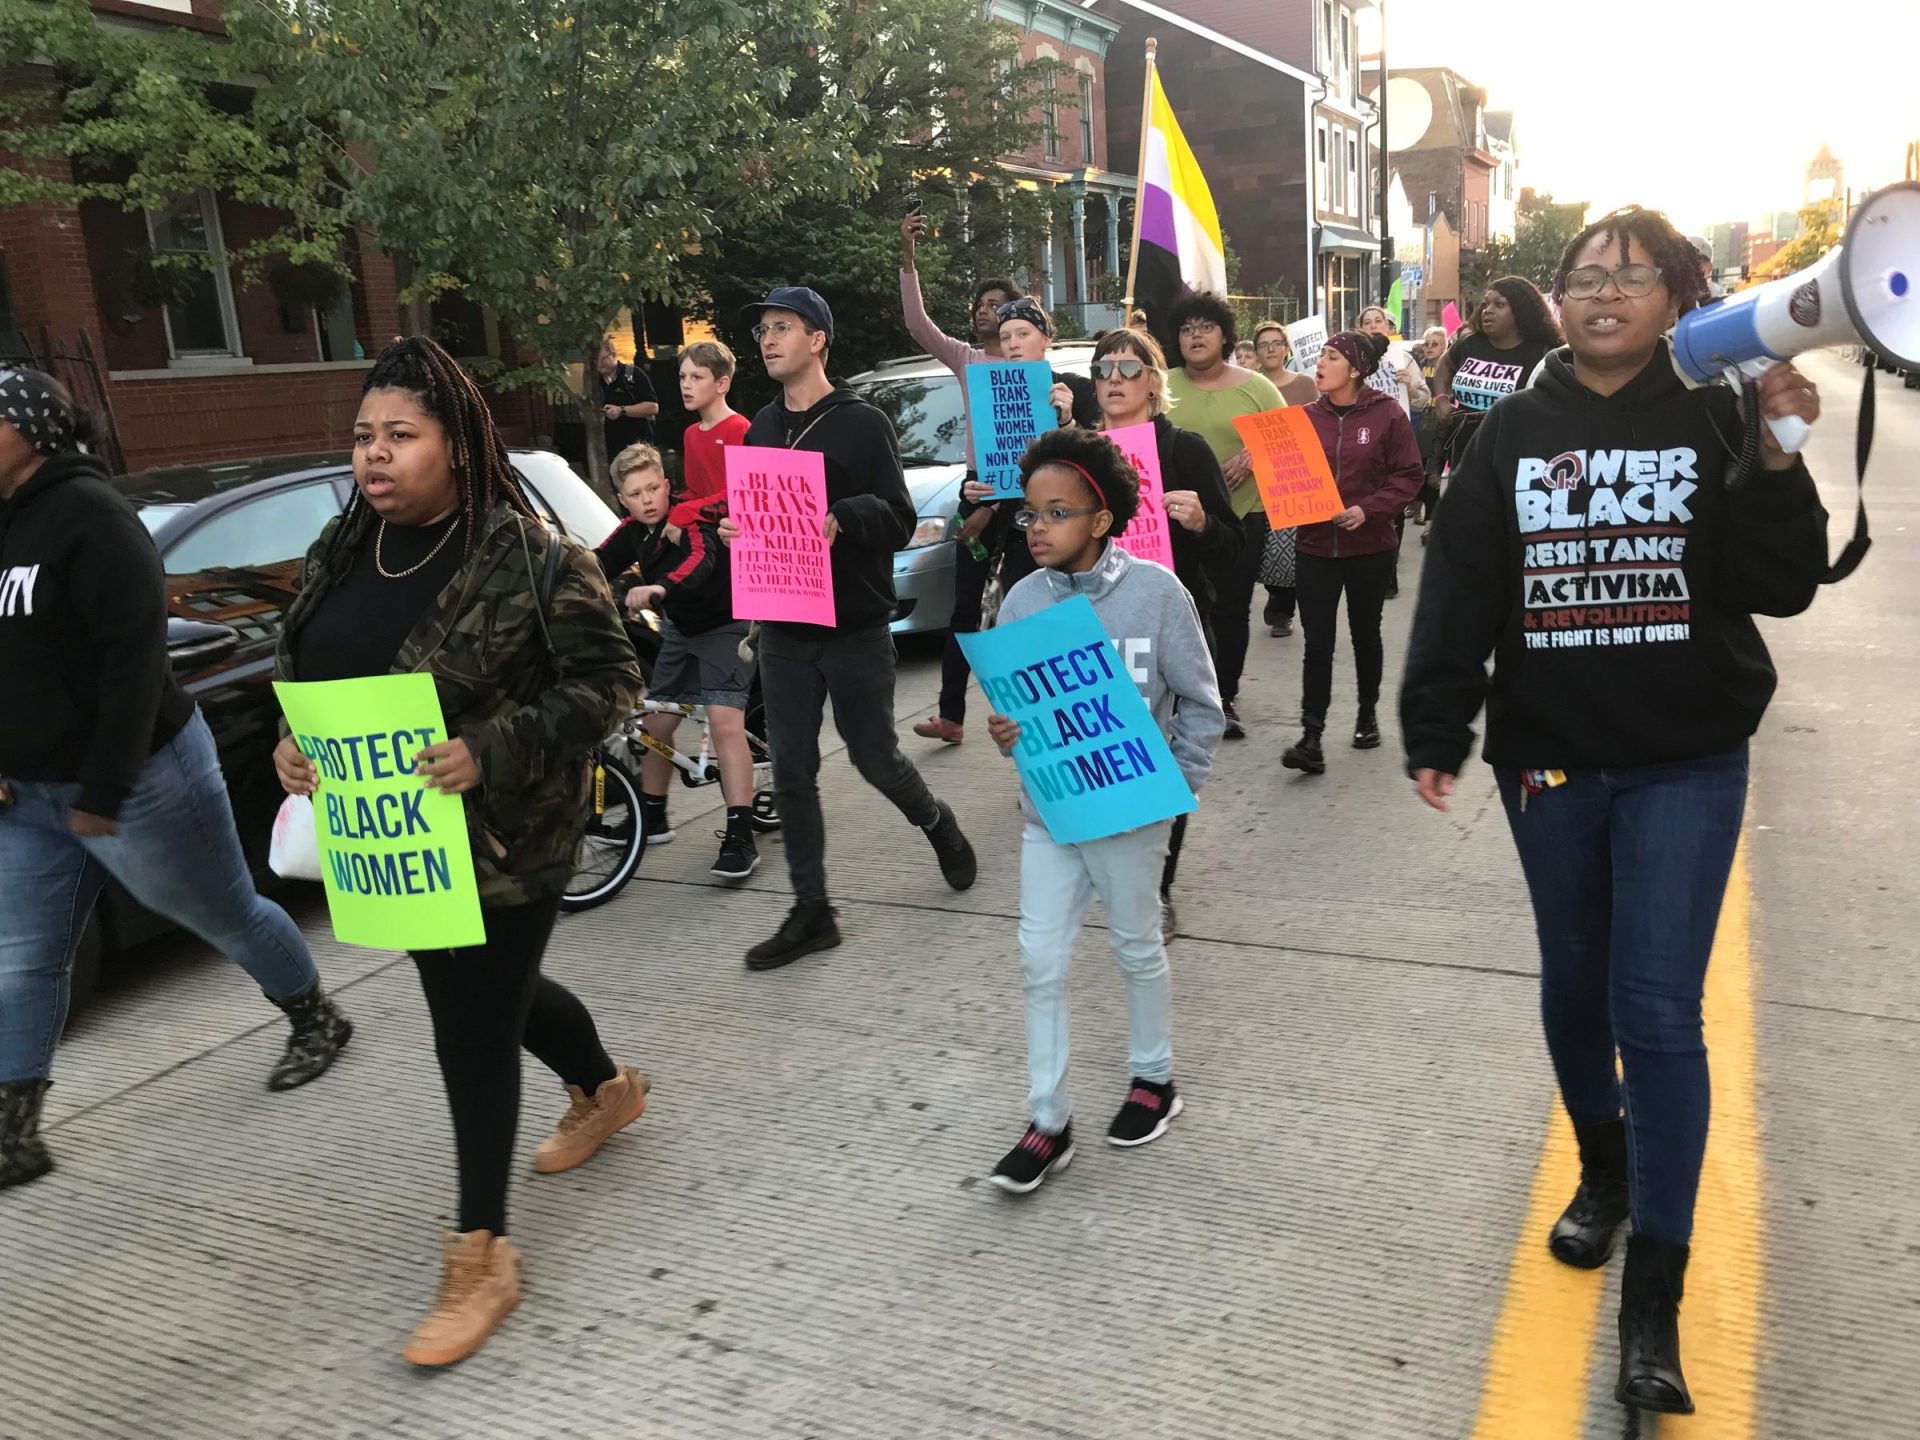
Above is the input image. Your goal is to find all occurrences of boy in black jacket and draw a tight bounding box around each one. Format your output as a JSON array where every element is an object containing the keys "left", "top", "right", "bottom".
[
  {"left": 596, "top": 443, "right": 759, "bottom": 879},
  {"left": 721, "top": 288, "right": 976, "bottom": 970}
]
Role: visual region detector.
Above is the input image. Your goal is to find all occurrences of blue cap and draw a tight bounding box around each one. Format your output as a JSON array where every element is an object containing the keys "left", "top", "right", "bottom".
[{"left": 742, "top": 286, "right": 833, "bottom": 340}]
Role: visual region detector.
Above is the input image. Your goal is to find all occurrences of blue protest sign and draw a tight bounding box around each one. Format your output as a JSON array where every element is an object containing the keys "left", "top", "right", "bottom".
[
  {"left": 958, "top": 593, "right": 1196, "bottom": 844},
  {"left": 965, "top": 361, "right": 1056, "bottom": 500}
]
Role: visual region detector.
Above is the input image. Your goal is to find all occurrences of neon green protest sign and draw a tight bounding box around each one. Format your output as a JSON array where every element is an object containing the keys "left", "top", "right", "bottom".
[{"left": 273, "top": 674, "right": 486, "bottom": 950}]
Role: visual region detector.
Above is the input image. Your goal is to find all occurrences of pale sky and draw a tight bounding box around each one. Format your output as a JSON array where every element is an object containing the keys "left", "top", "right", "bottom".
[{"left": 1367, "top": 0, "right": 1920, "bottom": 233}]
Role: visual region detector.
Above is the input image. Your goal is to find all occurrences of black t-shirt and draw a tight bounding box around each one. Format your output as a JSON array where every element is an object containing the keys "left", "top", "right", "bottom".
[
  {"left": 1444, "top": 333, "right": 1549, "bottom": 414},
  {"left": 600, "top": 361, "right": 658, "bottom": 455},
  {"left": 294, "top": 512, "right": 468, "bottom": 682}
]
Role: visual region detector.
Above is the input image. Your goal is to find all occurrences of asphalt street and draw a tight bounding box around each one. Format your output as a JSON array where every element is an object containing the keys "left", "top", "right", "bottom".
[{"left": 1, "top": 348, "right": 1913, "bottom": 1439}]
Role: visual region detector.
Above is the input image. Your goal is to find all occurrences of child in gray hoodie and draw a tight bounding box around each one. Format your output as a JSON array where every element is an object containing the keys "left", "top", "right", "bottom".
[{"left": 984, "top": 429, "right": 1224, "bottom": 1195}]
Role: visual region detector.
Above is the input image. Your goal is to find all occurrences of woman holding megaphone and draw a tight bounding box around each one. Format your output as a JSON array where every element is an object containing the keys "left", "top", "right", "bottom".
[{"left": 1401, "top": 207, "right": 1827, "bottom": 1417}]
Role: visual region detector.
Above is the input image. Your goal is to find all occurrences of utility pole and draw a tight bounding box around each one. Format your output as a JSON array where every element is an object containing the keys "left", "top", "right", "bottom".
[{"left": 1377, "top": 0, "right": 1392, "bottom": 303}]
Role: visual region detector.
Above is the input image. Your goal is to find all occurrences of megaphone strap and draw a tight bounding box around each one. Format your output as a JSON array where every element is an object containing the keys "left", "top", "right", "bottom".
[{"left": 1824, "top": 361, "right": 1874, "bottom": 584}]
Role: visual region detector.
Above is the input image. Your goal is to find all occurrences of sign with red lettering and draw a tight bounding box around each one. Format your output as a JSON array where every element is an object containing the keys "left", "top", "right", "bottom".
[
  {"left": 1233, "top": 407, "right": 1345, "bottom": 529},
  {"left": 1104, "top": 422, "right": 1175, "bottom": 571},
  {"left": 725, "top": 445, "right": 836, "bottom": 627}
]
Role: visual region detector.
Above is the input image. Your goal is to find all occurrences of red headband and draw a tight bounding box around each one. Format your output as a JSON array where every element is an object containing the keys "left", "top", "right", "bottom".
[{"left": 1054, "top": 459, "right": 1106, "bottom": 508}]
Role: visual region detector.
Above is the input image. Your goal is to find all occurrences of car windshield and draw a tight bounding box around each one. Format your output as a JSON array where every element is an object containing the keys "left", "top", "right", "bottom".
[
  {"left": 857, "top": 375, "right": 968, "bottom": 467},
  {"left": 136, "top": 503, "right": 195, "bottom": 539}
]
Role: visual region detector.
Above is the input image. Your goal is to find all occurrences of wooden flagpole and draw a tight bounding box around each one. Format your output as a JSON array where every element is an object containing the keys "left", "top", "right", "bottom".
[{"left": 1121, "top": 37, "right": 1157, "bottom": 312}]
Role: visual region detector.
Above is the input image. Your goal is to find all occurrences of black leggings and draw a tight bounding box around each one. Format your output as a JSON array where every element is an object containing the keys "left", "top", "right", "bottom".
[
  {"left": 1296, "top": 550, "right": 1398, "bottom": 729},
  {"left": 1210, "top": 510, "right": 1270, "bottom": 704},
  {"left": 412, "top": 898, "right": 616, "bottom": 1235}
]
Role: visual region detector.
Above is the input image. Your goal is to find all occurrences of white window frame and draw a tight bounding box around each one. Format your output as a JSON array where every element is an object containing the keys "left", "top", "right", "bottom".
[
  {"left": 1078, "top": 72, "right": 1095, "bottom": 163},
  {"left": 1347, "top": 135, "right": 1359, "bottom": 219},
  {"left": 1316, "top": 120, "right": 1330, "bottom": 216},
  {"left": 144, "top": 190, "right": 246, "bottom": 365}
]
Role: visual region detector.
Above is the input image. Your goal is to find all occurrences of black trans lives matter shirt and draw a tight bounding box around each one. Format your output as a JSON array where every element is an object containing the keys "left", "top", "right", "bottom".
[{"left": 1401, "top": 342, "right": 1830, "bottom": 774}]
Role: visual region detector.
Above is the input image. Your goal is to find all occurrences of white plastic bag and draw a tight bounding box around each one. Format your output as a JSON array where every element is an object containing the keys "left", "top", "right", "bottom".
[{"left": 268, "top": 794, "right": 324, "bottom": 881}]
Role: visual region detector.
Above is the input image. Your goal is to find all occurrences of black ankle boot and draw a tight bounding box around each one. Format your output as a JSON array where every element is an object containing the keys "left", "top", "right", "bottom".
[
  {"left": 1352, "top": 707, "right": 1381, "bottom": 749},
  {"left": 1617, "top": 1234, "right": 1694, "bottom": 1415},
  {"left": 268, "top": 985, "right": 353, "bottom": 1092},
  {"left": 0, "top": 1079, "right": 54, "bottom": 1190},
  {"left": 1549, "top": 1117, "right": 1630, "bottom": 1268},
  {"left": 1281, "top": 726, "right": 1326, "bottom": 775}
]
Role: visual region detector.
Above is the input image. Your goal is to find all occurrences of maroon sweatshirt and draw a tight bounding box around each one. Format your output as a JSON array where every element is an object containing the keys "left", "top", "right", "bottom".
[{"left": 1295, "top": 385, "right": 1426, "bottom": 559}]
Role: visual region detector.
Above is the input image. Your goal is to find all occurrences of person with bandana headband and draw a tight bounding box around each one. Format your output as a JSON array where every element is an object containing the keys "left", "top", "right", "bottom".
[
  {"left": 0, "top": 368, "right": 351, "bottom": 1192},
  {"left": 1279, "top": 332, "right": 1425, "bottom": 776}
]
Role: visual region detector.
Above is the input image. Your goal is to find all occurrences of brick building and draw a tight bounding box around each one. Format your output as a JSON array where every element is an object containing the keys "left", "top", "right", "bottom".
[
  {"left": 1, "top": 0, "right": 546, "bottom": 473},
  {"left": 1093, "top": 0, "right": 1382, "bottom": 329}
]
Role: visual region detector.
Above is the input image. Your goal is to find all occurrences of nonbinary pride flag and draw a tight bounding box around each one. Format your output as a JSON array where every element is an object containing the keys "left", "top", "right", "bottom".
[{"left": 1134, "top": 67, "right": 1228, "bottom": 317}]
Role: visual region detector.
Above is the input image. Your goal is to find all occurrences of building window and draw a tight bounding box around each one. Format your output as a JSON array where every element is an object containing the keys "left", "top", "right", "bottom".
[
  {"left": 1078, "top": 74, "right": 1094, "bottom": 163},
  {"left": 144, "top": 191, "right": 243, "bottom": 362},
  {"left": 1347, "top": 136, "right": 1359, "bottom": 218},
  {"left": 1339, "top": 12, "right": 1352, "bottom": 95},
  {"left": 1044, "top": 95, "right": 1059, "bottom": 160},
  {"left": 1316, "top": 121, "right": 1330, "bottom": 214},
  {"left": 1319, "top": 1, "right": 1335, "bottom": 76}
]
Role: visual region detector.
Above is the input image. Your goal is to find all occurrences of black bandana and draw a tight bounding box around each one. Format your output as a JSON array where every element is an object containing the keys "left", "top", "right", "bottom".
[{"left": 0, "top": 368, "right": 77, "bottom": 456}]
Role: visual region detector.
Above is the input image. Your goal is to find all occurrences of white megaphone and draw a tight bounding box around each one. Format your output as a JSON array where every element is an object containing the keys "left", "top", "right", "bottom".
[{"left": 1671, "top": 181, "right": 1920, "bottom": 454}]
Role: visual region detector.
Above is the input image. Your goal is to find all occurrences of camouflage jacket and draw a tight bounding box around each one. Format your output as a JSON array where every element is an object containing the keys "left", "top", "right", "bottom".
[{"left": 275, "top": 499, "right": 642, "bottom": 908}]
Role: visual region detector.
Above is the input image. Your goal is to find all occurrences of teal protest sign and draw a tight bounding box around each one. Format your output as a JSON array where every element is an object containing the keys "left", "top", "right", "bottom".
[
  {"left": 958, "top": 593, "right": 1196, "bottom": 843},
  {"left": 965, "top": 361, "right": 1056, "bottom": 499},
  {"left": 273, "top": 674, "right": 487, "bottom": 950}
]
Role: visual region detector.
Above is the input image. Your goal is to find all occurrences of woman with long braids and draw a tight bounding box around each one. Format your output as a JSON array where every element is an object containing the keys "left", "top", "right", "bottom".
[
  {"left": 272, "top": 338, "right": 646, "bottom": 1367},
  {"left": 1403, "top": 207, "right": 1827, "bottom": 1415},
  {"left": 1432, "top": 275, "right": 1561, "bottom": 469}
]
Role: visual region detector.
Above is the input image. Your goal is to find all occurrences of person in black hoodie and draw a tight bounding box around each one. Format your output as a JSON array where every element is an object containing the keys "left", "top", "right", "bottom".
[
  {"left": 1400, "top": 208, "right": 1827, "bottom": 1418},
  {"left": 0, "top": 368, "right": 349, "bottom": 1190},
  {"left": 722, "top": 288, "right": 978, "bottom": 970},
  {"left": 1089, "top": 325, "right": 1240, "bottom": 941}
]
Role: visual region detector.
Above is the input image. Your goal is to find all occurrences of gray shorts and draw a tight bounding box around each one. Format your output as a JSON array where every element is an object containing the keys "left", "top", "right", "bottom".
[{"left": 650, "top": 617, "right": 753, "bottom": 709}]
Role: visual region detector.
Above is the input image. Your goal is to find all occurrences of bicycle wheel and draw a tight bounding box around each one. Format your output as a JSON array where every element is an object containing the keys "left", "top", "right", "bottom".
[
  {"left": 562, "top": 748, "right": 645, "bottom": 912},
  {"left": 746, "top": 724, "right": 781, "bottom": 831}
]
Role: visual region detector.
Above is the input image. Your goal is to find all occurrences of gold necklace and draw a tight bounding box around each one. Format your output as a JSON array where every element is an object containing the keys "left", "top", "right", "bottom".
[{"left": 375, "top": 512, "right": 463, "bottom": 579}]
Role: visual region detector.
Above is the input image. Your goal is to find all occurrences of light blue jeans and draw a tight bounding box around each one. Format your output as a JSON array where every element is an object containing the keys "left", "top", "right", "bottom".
[
  {"left": 0, "top": 711, "right": 319, "bottom": 1083},
  {"left": 1018, "top": 818, "right": 1174, "bottom": 1133}
]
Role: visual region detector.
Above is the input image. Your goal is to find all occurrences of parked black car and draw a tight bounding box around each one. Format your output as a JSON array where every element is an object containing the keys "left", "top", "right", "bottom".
[{"left": 66, "top": 450, "right": 617, "bottom": 1010}]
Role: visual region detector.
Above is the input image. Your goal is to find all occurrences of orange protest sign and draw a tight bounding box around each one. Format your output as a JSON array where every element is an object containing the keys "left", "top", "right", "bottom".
[{"left": 1233, "top": 407, "right": 1345, "bottom": 529}]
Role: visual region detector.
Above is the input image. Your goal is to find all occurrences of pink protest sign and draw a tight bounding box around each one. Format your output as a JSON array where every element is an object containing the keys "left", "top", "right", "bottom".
[
  {"left": 1104, "top": 421, "right": 1175, "bottom": 572},
  {"left": 1442, "top": 301, "right": 1463, "bottom": 336},
  {"left": 724, "top": 445, "right": 836, "bottom": 627}
]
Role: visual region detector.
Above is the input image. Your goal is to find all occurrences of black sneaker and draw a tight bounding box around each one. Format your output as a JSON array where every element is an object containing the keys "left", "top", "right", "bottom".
[
  {"left": 989, "top": 1121, "right": 1075, "bottom": 1194},
  {"left": 1159, "top": 893, "right": 1177, "bottom": 943},
  {"left": 1353, "top": 709, "right": 1382, "bottom": 750},
  {"left": 1108, "top": 1079, "right": 1184, "bottom": 1147},
  {"left": 640, "top": 797, "right": 675, "bottom": 847},
  {"left": 923, "top": 799, "right": 977, "bottom": 891},
  {"left": 1270, "top": 619, "right": 1294, "bottom": 637},
  {"left": 1221, "top": 700, "right": 1246, "bottom": 740},
  {"left": 710, "top": 828, "right": 759, "bottom": 880},
  {"left": 745, "top": 899, "right": 841, "bottom": 971},
  {"left": 1282, "top": 728, "right": 1326, "bottom": 775},
  {"left": 1261, "top": 596, "right": 1283, "bottom": 629}
]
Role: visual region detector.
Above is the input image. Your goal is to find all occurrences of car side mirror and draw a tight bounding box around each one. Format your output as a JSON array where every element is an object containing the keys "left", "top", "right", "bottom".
[{"left": 167, "top": 617, "right": 241, "bottom": 674}]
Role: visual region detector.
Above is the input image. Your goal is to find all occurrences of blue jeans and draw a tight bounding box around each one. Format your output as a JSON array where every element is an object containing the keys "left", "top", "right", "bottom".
[
  {"left": 1496, "top": 745, "right": 1749, "bottom": 1244},
  {"left": 0, "top": 711, "right": 319, "bottom": 1083},
  {"left": 1018, "top": 819, "right": 1174, "bottom": 1133}
]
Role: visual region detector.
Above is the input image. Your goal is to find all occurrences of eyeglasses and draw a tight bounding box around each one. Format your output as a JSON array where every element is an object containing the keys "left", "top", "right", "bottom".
[
  {"left": 1255, "top": 339, "right": 1289, "bottom": 353},
  {"left": 751, "top": 319, "right": 804, "bottom": 342},
  {"left": 1091, "top": 358, "right": 1147, "bottom": 381},
  {"left": 1178, "top": 320, "right": 1221, "bottom": 337},
  {"left": 1562, "top": 263, "right": 1662, "bottom": 300},
  {"left": 1013, "top": 505, "right": 1103, "bottom": 531}
]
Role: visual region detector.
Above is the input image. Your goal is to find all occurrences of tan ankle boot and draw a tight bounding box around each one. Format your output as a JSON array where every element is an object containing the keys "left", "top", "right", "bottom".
[
  {"left": 532, "top": 1065, "right": 650, "bottom": 1174},
  {"left": 402, "top": 1230, "right": 522, "bottom": 1368}
]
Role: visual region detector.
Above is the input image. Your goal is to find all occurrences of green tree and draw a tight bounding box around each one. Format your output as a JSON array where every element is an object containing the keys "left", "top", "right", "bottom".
[
  {"left": 273, "top": 0, "right": 879, "bottom": 480},
  {"left": 1462, "top": 190, "right": 1587, "bottom": 298},
  {"left": 684, "top": 0, "right": 1065, "bottom": 389},
  {"left": 1752, "top": 200, "right": 1842, "bottom": 282}
]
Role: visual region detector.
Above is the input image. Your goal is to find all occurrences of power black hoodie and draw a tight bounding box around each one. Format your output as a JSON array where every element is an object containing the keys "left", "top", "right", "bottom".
[
  {"left": 744, "top": 383, "right": 915, "bottom": 632},
  {"left": 1401, "top": 340, "right": 1829, "bottom": 775},
  {"left": 0, "top": 451, "right": 194, "bottom": 817}
]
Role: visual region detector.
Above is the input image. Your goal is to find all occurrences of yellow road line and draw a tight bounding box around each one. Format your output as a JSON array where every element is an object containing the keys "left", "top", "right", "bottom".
[{"left": 1470, "top": 841, "right": 1764, "bottom": 1438}]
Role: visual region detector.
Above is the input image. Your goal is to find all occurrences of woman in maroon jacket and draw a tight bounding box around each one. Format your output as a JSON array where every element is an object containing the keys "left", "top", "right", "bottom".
[{"left": 1282, "top": 331, "right": 1425, "bottom": 774}]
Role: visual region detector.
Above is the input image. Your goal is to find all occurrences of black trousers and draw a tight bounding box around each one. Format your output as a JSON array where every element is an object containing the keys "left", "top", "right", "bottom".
[
  {"left": 412, "top": 898, "right": 616, "bottom": 1235},
  {"left": 1210, "top": 510, "right": 1270, "bottom": 704},
  {"left": 1295, "top": 550, "right": 1398, "bottom": 729},
  {"left": 937, "top": 538, "right": 992, "bottom": 724}
]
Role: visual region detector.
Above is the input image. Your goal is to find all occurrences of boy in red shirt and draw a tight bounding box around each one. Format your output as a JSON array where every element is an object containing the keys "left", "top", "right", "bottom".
[{"left": 678, "top": 340, "right": 750, "bottom": 499}]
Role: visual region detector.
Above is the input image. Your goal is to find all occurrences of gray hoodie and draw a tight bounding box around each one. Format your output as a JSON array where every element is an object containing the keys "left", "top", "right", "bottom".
[{"left": 997, "top": 544, "right": 1224, "bottom": 828}]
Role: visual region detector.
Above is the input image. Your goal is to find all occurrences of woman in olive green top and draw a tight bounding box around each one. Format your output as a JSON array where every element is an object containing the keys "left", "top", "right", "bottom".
[{"left": 1163, "top": 292, "right": 1285, "bottom": 739}]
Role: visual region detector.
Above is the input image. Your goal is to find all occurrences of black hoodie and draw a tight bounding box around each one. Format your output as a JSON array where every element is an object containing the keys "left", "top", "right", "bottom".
[
  {"left": 1401, "top": 340, "right": 1829, "bottom": 775},
  {"left": 0, "top": 451, "right": 194, "bottom": 817},
  {"left": 745, "top": 383, "right": 916, "bottom": 631}
]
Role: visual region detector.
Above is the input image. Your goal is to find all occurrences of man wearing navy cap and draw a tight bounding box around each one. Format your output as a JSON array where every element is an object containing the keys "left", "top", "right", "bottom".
[{"left": 721, "top": 287, "right": 977, "bottom": 971}]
